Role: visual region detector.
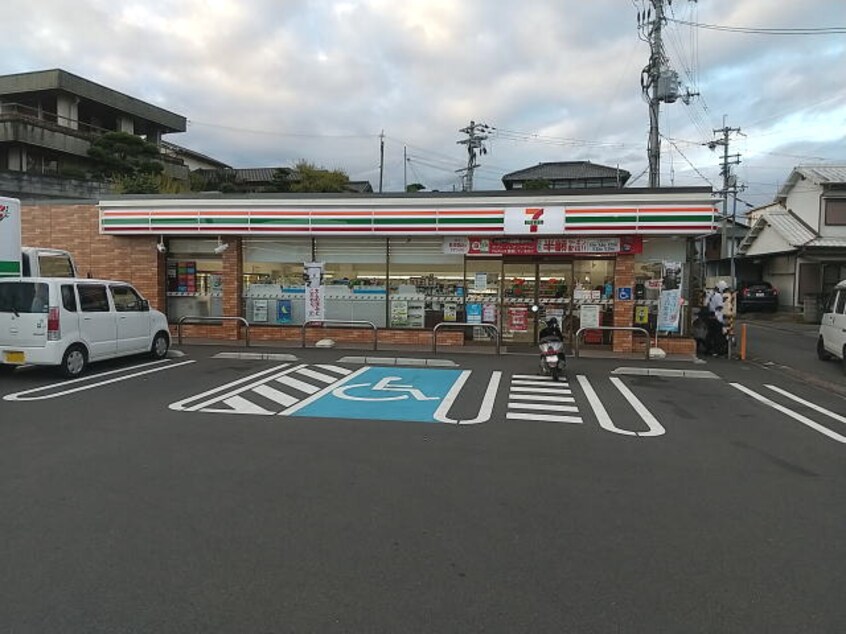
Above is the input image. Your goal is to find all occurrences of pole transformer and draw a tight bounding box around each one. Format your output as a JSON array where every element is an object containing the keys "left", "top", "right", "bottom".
[{"left": 456, "top": 121, "right": 489, "bottom": 192}]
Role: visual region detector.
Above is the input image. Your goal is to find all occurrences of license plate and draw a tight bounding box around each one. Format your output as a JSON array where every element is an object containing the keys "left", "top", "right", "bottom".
[
  {"left": 545, "top": 355, "right": 559, "bottom": 364},
  {"left": 4, "top": 351, "right": 25, "bottom": 364},
  {"left": 755, "top": 292, "right": 764, "bottom": 297}
]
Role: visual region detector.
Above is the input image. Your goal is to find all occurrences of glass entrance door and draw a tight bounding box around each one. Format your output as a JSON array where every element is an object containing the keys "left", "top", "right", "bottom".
[
  {"left": 538, "top": 260, "right": 575, "bottom": 343},
  {"left": 502, "top": 261, "right": 536, "bottom": 345}
]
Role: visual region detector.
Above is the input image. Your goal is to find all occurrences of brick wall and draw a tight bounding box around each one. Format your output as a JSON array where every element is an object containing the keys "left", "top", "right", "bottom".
[
  {"left": 612, "top": 254, "right": 635, "bottom": 352},
  {"left": 170, "top": 324, "right": 465, "bottom": 347},
  {"left": 21, "top": 203, "right": 165, "bottom": 311}
]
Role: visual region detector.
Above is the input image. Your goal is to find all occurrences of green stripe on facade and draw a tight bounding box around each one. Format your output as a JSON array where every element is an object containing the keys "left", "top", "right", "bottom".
[
  {"left": 199, "top": 217, "right": 250, "bottom": 224},
  {"left": 310, "top": 218, "right": 373, "bottom": 225},
  {"left": 0, "top": 261, "right": 21, "bottom": 274},
  {"left": 249, "top": 217, "right": 311, "bottom": 225},
  {"left": 103, "top": 218, "right": 152, "bottom": 225},
  {"left": 438, "top": 217, "right": 504, "bottom": 225},
  {"left": 151, "top": 218, "right": 200, "bottom": 225},
  {"left": 374, "top": 218, "right": 436, "bottom": 225},
  {"left": 567, "top": 214, "right": 712, "bottom": 224}
]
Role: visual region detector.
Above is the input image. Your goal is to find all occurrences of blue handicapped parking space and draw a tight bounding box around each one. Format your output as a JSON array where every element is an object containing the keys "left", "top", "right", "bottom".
[{"left": 293, "top": 366, "right": 465, "bottom": 423}]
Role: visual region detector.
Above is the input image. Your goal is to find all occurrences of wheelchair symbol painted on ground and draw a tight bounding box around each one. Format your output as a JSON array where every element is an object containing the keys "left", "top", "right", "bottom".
[
  {"left": 332, "top": 376, "right": 441, "bottom": 402},
  {"left": 287, "top": 366, "right": 501, "bottom": 424}
]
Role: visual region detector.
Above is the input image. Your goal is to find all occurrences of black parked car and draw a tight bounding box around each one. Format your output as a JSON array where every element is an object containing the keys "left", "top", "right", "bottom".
[{"left": 738, "top": 281, "right": 779, "bottom": 312}]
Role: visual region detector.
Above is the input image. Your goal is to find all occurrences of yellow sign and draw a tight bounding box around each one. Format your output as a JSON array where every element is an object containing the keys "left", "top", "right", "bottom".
[{"left": 635, "top": 306, "right": 649, "bottom": 324}]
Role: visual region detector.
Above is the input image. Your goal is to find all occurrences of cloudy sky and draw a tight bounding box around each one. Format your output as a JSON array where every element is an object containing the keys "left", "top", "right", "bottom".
[{"left": 2, "top": 0, "right": 845, "bottom": 207}]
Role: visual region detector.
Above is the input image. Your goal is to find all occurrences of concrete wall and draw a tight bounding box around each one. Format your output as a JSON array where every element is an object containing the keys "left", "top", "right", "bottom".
[
  {"left": 0, "top": 171, "right": 113, "bottom": 201},
  {"left": 762, "top": 254, "right": 797, "bottom": 308},
  {"left": 0, "top": 120, "right": 92, "bottom": 156}
]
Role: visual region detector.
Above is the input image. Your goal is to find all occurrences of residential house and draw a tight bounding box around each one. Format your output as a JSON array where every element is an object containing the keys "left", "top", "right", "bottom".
[
  {"left": 502, "top": 161, "right": 630, "bottom": 190},
  {"left": 737, "top": 165, "right": 846, "bottom": 308},
  {"left": 0, "top": 69, "right": 188, "bottom": 199}
]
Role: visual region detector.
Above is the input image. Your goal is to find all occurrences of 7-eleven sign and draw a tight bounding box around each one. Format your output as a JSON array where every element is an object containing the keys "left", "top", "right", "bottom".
[{"left": 504, "top": 207, "right": 564, "bottom": 235}]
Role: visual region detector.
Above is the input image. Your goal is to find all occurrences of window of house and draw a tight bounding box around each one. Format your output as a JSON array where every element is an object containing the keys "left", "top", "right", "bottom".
[{"left": 824, "top": 199, "right": 846, "bottom": 225}]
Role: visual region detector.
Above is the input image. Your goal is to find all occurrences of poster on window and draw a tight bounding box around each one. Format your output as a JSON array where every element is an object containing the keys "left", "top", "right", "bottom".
[
  {"left": 306, "top": 287, "right": 325, "bottom": 322},
  {"left": 634, "top": 305, "right": 650, "bottom": 325},
  {"left": 390, "top": 300, "right": 409, "bottom": 327},
  {"left": 662, "top": 261, "right": 683, "bottom": 291},
  {"left": 507, "top": 307, "right": 528, "bottom": 332},
  {"left": 580, "top": 304, "right": 601, "bottom": 329},
  {"left": 444, "top": 303, "right": 458, "bottom": 322},
  {"left": 277, "top": 299, "right": 293, "bottom": 324},
  {"left": 252, "top": 300, "right": 268, "bottom": 322},
  {"left": 482, "top": 304, "right": 497, "bottom": 324},
  {"left": 466, "top": 303, "right": 482, "bottom": 324},
  {"left": 657, "top": 289, "right": 682, "bottom": 332},
  {"left": 474, "top": 272, "right": 488, "bottom": 292}
]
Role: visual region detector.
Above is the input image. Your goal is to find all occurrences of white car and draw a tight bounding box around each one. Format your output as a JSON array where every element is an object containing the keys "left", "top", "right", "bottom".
[
  {"left": 0, "top": 277, "right": 170, "bottom": 378},
  {"left": 817, "top": 279, "right": 846, "bottom": 374}
]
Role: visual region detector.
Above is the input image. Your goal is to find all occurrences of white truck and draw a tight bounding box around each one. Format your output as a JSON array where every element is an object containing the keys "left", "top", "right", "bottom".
[{"left": 1, "top": 197, "right": 78, "bottom": 278}]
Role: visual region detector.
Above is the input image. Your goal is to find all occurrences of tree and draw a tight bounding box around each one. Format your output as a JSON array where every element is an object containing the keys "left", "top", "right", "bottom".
[
  {"left": 406, "top": 183, "right": 426, "bottom": 193},
  {"left": 87, "top": 131, "right": 164, "bottom": 180},
  {"left": 289, "top": 160, "right": 349, "bottom": 193},
  {"left": 270, "top": 168, "right": 293, "bottom": 193}
]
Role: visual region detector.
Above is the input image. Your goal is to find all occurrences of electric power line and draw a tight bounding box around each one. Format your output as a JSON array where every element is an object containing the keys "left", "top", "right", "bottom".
[{"left": 667, "top": 17, "right": 846, "bottom": 35}]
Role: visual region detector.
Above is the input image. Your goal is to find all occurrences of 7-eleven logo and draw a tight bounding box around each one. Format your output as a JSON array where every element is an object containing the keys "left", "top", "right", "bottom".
[{"left": 524, "top": 208, "right": 544, "bottom": 232}]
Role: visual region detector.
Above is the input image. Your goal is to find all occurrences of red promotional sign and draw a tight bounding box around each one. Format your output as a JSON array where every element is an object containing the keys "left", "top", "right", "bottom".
[
  {"left": 468, "top": 236, "right": 642, "bottom": 256},
  {"left": 507, "top": 307, "right": 528, "bottom": 332}
]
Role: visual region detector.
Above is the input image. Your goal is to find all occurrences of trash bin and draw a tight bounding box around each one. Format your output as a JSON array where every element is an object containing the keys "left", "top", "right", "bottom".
[{"left": 803, "top": 294, "right": 820, "bottom": 323}]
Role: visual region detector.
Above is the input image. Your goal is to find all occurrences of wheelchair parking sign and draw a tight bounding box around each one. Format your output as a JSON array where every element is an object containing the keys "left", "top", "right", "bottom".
[{"left": 293, "top": 366, "right": 464, "bottom": 423}]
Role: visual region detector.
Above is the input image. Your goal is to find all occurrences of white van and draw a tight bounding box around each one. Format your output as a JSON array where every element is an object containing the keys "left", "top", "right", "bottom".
[
  {"left": 817, "top": 279, "right": 846, "bottom": 373},
  {"left": 0, "top": 277, "right": 170, "bottom": 377}
]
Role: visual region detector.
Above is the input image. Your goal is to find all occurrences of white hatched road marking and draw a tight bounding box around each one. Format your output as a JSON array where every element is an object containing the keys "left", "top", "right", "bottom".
[
  {"left": 731, "top": 383, "right": 846, "bottom": 445},
  {"left": 609, "top": 377, "right": 665, "bottom": 437},
  {"left": 274, "top": 375, "right": 321, "bottom": 394},
  {"left": 169, "top": 363, "right": 353, "bottom": 416},
  {"left": 508, "top": 402, "right": 579, "bottom": 413},
  {"left": 505, "top": 373, "right": 582, "bottom": 424}
]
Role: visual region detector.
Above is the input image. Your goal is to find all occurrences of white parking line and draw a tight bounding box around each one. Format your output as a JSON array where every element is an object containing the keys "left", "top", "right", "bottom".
[
  {"left": 434, "top": 371, "right": 502, "bottom": 425},
  {"left": 274, "top": 374, "right": 321, "bottom": 394},
  {"left": 765, "top": 385, "right": 846, "bottom": 425},
  {"left": 4, "top": 360, "right": 196, "bottom": 402},
  {"left": 609, "top": 377, "right": 666, "bottom": 437},
  {"left": 731, "top": 383, "right": 846, "bottom": 445},
  {"left": 576, "top": 375, "right": 632, "bottom": 436},
  {"left": 511, "top": 379, "right": 567, "bottom": 387}
]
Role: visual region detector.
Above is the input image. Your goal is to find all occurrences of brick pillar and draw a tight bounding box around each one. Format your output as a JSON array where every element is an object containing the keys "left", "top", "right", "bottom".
[
  {"left": 222, "top": 237, "right": 243, "bottom": 340},
  {"left": 612, "top": 253, "right": 635, "bottom": 352}
]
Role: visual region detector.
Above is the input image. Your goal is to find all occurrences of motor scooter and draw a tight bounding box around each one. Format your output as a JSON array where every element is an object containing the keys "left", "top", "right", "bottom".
[{"left": 539, "top": 335, "right": 565, "bottom": 381}]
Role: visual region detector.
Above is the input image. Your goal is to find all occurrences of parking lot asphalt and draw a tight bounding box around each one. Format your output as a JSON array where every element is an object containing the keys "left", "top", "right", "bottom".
[{"left": 1, "top": 346, "right": 844, "bottom": 633}]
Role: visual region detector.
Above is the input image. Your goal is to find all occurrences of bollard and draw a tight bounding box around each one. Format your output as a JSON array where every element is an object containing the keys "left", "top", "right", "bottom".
[{"left": 740, "top": 323, "right": 747, "bottom": 361}]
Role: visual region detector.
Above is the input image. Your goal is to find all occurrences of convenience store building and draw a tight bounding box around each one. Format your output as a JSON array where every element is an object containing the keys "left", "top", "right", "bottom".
[{"left": 22, "top": 188, "right": 716, "bottom": 353}]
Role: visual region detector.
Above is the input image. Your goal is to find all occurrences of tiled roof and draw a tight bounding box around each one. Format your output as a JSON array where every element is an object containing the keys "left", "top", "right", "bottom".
[
  {"left": 807, "top": 237, "right": 846, "bottom": 248},
  {"left": 778, "top": 164, "right": 846, "bottom": 199},
  {"left": 738, "top": 210, "right": 818, "bottom": 255},
  {"left": 502, "top": 161, "right": 630, "bottom": 182},
  {"left": 765, "top": 212, "right": 817, "bottom": 246}
]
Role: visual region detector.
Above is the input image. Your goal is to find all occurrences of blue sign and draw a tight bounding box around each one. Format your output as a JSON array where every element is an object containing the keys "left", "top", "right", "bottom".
[
  {"left": 466, "top": 303, "right": 482, "bottom": 324},
  {"left": 617, "top": 287, "right": 633, "bottom": 301},
  {"left": 277, "top": 299, "right": 292, "bottom": 324},
  {"left": 295, "top": 366, "right": 464, "bottom": 423}
]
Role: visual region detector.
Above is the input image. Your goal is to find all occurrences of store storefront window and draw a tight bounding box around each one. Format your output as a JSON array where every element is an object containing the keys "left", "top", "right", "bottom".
[
  {"left": 243, "top": 238, "right": 312, "bottom": 326},
  {"left": 389, "top": 238, "right": 464, "bottom": 329},
  {"left": 166, "top": 239, "right": 224, "bottom": 323},
  {"left": 316, "top": 238, "right": 388, "bottom": 327},
  {"left": 465, "top": 258, "right": 501, "bottom": 334},
  {"left": 573, "top": 259, "right": 615, "bottom": 345}
]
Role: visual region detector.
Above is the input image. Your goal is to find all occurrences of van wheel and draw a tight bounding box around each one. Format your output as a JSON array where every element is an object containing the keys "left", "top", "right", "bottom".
[
  {"left": 817, "top": 338, "right": 832, "bottom": 361},
  {"left": 61, "top": 345, "right": 87, "bottom": 378},
  {"left": 151, "top": 332, "right": 169, "bottom": 359}
]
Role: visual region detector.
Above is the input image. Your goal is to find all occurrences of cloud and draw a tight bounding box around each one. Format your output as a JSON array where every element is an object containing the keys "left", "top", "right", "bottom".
[{"left": 1, "top": 0, "right": 845, "bottom": 203}]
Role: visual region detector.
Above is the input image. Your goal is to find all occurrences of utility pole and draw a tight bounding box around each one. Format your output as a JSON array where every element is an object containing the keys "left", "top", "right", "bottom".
[
  {"left": 638, "top": 0, "right": 698, "bottom": 188},
  {"left": 709, "top": 119, "right": 742, "bottom": 288},
  {"left": 456, "top": 121, "right": 489, "bottom": 192},
  {"left": 378, "top": 130, "right": 385, "bottom": 193},
  {"left": 403, "top": 145, "right": 408, "bottom": 192}
]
